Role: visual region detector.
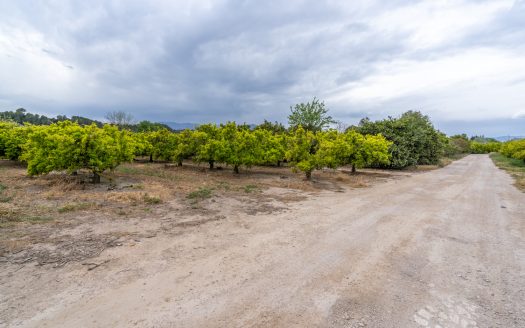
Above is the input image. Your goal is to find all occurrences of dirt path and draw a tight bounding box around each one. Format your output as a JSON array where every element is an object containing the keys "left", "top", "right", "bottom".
[{"left": 2, "top": 154, "right": 524, "bottom": 327}]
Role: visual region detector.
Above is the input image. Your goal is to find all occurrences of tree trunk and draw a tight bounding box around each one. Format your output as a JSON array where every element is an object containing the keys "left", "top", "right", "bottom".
[
  {"left": 351, "top": 164, "right": 356, "bottom": 174},
  {"left": 149, "top": 154, "right": 153, "bottom": 162},
  {"left": 178, "top": 160, "right": 183, "bottom": 167},
  {"left": 305, "top": 170, "right": 312, "bottom": 180},
  {"left": 71, "top": 171, "right": 78, "bottom": 176},
  {"left": 277, "top": 160, "right": 281, "bottom": 167},
  {"left": 209, "top": 161, "right": 214, "bottom": 169},
  {"left": 92, "top": 171, "right": 101, "bottom": 184},
  {"left": 234, "top": 165, "right": 239, "bottom": 174}
]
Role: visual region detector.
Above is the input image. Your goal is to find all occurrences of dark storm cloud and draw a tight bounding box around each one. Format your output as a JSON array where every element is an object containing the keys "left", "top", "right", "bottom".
[{"left": 0, "top": 0, "right": 524, "bottom": 135}]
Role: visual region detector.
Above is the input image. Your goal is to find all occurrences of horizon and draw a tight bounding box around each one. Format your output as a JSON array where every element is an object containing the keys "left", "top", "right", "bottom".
[{"left": 1, "top": 1, "right": 524, "bottom": 136}]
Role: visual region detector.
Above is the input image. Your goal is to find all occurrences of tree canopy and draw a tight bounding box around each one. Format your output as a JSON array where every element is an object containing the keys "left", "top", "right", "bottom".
[{"left": 288, "top": 98, "right": 335, "bottom": 132}]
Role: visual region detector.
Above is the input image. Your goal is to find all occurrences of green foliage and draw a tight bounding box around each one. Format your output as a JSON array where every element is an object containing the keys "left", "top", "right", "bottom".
[
  {"left": 194, "top": 124, "right": 223, "bottom": 169},
  {"left": 470, "top": 141, "right": 500, "bottom": 154},
  {"left": 255, "top": 120, "right": 287, "bottom": 134},
  {"left": 500, "top": 139, "right": 525, "bottom": 162},
  {"left": 286, "top": 126, "right": 321, "bottom": 179},
  {"left": 257, "top": 130, "right": 286, "bottom": 166},
  {"left": 355, "top": 111, "right": 445, "bottom": 168},
  {"left": 21, "top": 122, "right": 135, "bottom": 181},
  {"left": 187, "top": 187, "right": 213, "bottom": 200},
  {"left": 0, "top": 108, "right": 102, "bottom": 126},
  {"left": 134, "top": 120, "right": 172, "bottom": 132},
  {"left": 172, "top": 129, "right": 200, "bottom": 165},
  {"left": 288, "top": 97, "right": 335, "bottom": 132},
  {"left": 147, "top": 129, "right": 179, "bottom": 161},
  {"left": 444, "top": 134, "right": 471, "bottom": 156},
  {"left": 219, "top": 122, "right": 262, "bottom": 173}
]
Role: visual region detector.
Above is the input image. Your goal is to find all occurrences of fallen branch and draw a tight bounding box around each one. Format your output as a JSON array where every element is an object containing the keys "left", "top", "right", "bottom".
[{"left": 82, "top": 259, "right": 110, "bottom": 271}]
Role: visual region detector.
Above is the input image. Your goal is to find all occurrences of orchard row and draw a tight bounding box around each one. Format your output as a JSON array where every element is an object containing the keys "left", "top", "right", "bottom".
[{"left": 0, "top": 121, "right": 391, "bottom": 181}]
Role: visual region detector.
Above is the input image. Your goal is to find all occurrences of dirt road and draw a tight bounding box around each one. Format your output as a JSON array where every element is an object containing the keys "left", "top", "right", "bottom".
[{"left": 2, "top": 154, "right": 525, "bottom": 327}]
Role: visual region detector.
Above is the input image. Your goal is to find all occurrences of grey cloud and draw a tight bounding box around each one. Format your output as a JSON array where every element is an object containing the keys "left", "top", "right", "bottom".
[{"left": 0, "top": 0, "right": 523, "bottom": 136}]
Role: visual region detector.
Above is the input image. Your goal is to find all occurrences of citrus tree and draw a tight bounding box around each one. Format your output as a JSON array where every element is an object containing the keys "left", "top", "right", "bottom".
[
  {"left": 256, "top": 129, "right": 286, "bottom": 167},
  {"left": 286, "top": 126, "right": 321, "bottom": 179},
  {"left": 194, "top": 124, "right": 223, "bottom": 169},
  {"left": 0, "top": 121, "right": 32, "bottom": 160},
  {"left": 500, "top": 139, "right": 525, "bottom": 162},
  {"left": 219, "top": 122, "right": 262, "bottom": 173},
  {"left": 22, "top": 122, "right": 135, "bottom": 183}
]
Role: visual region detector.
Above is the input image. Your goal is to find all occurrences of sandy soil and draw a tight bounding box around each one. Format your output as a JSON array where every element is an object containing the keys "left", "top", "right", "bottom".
[{"left": 1, "top": 154, "right": 524, "bottom": 327}]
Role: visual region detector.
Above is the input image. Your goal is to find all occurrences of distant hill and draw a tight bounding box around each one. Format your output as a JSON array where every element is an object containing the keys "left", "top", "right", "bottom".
[
  {"left": 493, "top": 136, "right": 525, "bottom": 142},
  {"left": 161, "top": 122, "right": 199, "bottom": 130},
  {"left": 161, "top": 122, "right": 258, "bottom": 130}
]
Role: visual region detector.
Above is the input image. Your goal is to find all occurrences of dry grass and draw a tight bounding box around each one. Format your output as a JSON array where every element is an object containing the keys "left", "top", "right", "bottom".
[
  {"left": 490, "top": 153, "right": 525, "bottom": 192},
  {"left": 0, "top": 159, "right": 393, "bottom": 265}
]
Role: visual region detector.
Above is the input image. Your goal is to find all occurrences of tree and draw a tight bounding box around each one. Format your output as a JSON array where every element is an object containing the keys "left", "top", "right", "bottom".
[
  {"left": 194, "top": 124, "right": 222, "bottom": 169},
  {"left": 500, "top": 139, "right": 525, "bottom": 162},
  {"left": 172, "top": 129, "right": 200, "bottom": 166},
  {"left": 255, "top": 120, "right": 287, "bottom": 134},
  {"left": 105, "top": 111, "right": 134, "bottom": 126},
  {"left": 286, "top": 126, "right": 321, "bottom": 179},
  {"left": 356, "top": 111, "right": 444, "bottom": 168},
  {"left": 0, "top": 122, "right": 33, "bottom": 161},
  {"left": 147, "top": 129, "right": 179, "bottom": 161},
  {"left": 22, "top": 122, "right": 135, "bottom": 183},
  {"left": 288, "top": 97, "right": 335, "bottom": 132},
  {"left": 219, "top": 122, "right": 262, "bottom": 173},
  {"left": 470, "top": 141, "right": 500, "bottom": 154},
  {"left": 257, "top": 130, "right": 286, "bottom": 166}
]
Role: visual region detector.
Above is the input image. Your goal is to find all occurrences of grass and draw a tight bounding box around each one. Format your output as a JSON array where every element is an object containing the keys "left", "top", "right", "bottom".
[
  {"left": 243, "top": 184, "right": 259, "bottom": 193},
  {"left": 490, "top": 152, "right": 525, "bottom": 191},
  {"left": 58, "top": 202, "right": 95, "bottom": 213},
  {"left": 187, "top": 187, "right": 213, "bottom": 201},
  {"left": 0, "top": 215, "right": 54, "bottom": 228},
  {"left": 0, "top": 183, "right": 12, "bottom": 202},
  {"left": 143, "top": 193, "right": 162, "bottom": 204}
]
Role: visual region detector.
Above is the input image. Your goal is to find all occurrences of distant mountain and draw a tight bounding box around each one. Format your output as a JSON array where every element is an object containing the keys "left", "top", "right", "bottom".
[
  {"left": 161, "top": 122, "right": 259, "bottom": 130},
  {"left": 161, "top": 122, "right": 199, "bottom": 130},
  {"left": 493, "top": 136, "right": 525, "bottom": 142}
]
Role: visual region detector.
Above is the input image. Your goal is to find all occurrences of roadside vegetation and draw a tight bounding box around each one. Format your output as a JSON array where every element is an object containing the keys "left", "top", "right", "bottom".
[
  {"left": 1, "top": 99, "right": 523, "bottom": 190},
  {"left": 490, "top": 153, "right": 525, "bottom": 191},
  {"left": 0, "top": 100, "right": 472, "bottom": 184}
]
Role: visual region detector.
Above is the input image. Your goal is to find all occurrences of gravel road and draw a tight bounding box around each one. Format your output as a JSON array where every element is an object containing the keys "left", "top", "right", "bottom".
[{"left": 5, "top": 154, "right": 525, "bottom": 327}]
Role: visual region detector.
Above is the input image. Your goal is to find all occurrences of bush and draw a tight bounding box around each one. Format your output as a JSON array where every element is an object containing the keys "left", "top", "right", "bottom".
[{"left": 355, "top": 111, "right": 445, "bottom": 168}]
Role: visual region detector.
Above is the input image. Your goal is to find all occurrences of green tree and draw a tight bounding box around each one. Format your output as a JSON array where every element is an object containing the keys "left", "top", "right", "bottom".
[
  {"left": 257, "top": 130, "right": 287, "bottom": 166},
  {"left": 355, "top": 111, "right": 444, "bottom": 168},
  {"left": 255, "top": 120, "right": 287, "bottom": 134},
  {"left": 194, "top": 124, "right": 222, "bottom": 169},
  {"left": 288, "top": 97, "right": 335, "bottom": 132},
  {"left": 286, "top": 126, "right": 321, "bottom": 179},
  {"left": 219, "top": 122, "right": 262, "bottom": 173},
  {"left": 22, "top": 122, "right": 135, "bottom": 183}
]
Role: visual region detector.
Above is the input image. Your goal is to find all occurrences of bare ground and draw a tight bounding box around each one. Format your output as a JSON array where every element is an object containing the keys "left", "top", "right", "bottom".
[{"left": 0, "top": 155, "right": 524, "bottom": 327}]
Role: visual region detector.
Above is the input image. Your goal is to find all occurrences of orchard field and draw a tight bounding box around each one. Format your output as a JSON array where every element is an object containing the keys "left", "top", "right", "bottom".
[{"left": 1, "top": 106, "right": 524, "bottom": 327}]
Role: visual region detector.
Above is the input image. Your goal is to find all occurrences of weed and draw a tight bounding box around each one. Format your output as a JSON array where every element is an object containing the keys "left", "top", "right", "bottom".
[
  {"left": 215, "top": 181, "right": 231, "bottom": 191},
  {"left": 0, "top": 215, "right": 54, "bottom": 228},
  {"left": 243, "top": 184, "right": 259, "bottom": 193},
  {"left": 58, "top": 202, "right": 94, "bottom": 213},
  {"left": 0, "top": 183, "right": 11, "bottom": 202},
  {"left": 143, "top": 193, "right": 162, "bottom": 204},
  {"left": 187, "top": 187, "right": 213, "bottom": 201}
]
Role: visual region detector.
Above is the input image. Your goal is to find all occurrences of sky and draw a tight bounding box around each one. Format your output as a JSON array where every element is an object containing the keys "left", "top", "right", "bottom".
[{"left": 0, "top": 0, "right": 524, "bottom": 136}]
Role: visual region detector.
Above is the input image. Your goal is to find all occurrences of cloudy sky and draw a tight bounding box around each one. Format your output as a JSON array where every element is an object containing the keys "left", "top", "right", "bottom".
[{"left": 0, "top": 0, "right": 524, "bottom": 136}]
